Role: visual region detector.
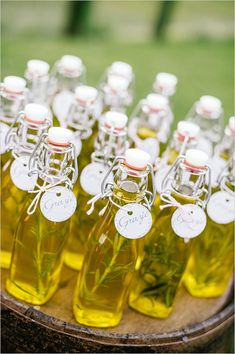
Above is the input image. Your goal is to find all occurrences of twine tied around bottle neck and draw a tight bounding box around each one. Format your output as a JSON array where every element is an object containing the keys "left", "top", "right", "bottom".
[
  {"left": 27, "top": 177, "right": 71, "bottom": 215},
  {"left": 160, "top": 192, "right": 193, "bottom": 223}
]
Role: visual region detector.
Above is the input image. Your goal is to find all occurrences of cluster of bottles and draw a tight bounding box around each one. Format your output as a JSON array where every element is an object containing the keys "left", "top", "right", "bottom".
[{"left": 1, "top": 55, "right": 234, "bottom": 329}]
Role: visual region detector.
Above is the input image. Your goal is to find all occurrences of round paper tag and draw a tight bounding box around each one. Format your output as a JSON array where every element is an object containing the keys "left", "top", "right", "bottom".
[
  {"left": 52, "top": 90, "right": 75, "bottom": 124},
  {"left": 155, "top": 165, "right": 171, "bottom": 193},
  {"left": 208, "top": 156, "right": 227, "bottom": 187},
  {"left": 40, "top": 186, "right": 77, "bottom": 222},
  {"left": 0, "top": 122, "right": 10, "bottom": 154},
  {"left": 207, "top": 191, "right": 235, "bottom": 224},
  {"left": 114, "top": 203, "right": 152, "bottom": 239},
  {"left": 80, "top": 162, "right": 113, "bottom": 196},
  {"left": 137, "top": 137, "right": 159, "bottom": 164},
  {"left": 171, "top": 204, "right": 207, "bottom": 239},
  {"left": 10, "top": 156, "right": 37, "bottom": 191},
  {"left": 70, "top": 133, "right": 82, "bottom": 157}
]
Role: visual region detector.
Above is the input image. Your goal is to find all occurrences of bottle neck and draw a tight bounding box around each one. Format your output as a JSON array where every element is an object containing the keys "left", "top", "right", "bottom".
[
  {"left": 9, "top": 116, "right": 50, "bottom": 159},
  {"left": 166, "top": 159, "right": 208, "bottom": 202},
  {"left": 31, "top": 137, "right": 77, "bottom": 186},
  {"left": 169, "top": 132, "right": 198, "bottom": 156},
  {"left": 25, "top": 73, "right": 49, "bottom": 104},
  {"left": 0, "top": 90, "right": 26, "bottom": 125},
  {"left": 102, "top": 85, "right": 131, "bottom": 110},
  {"left": 112, "top": 163, "right": 149, "bottom": 204},
  {"left": 92, "top": 125, "right": 128, "bottom": 165},
  {"left": 66, "top": 101, "right": 98, "bottom": 139}
]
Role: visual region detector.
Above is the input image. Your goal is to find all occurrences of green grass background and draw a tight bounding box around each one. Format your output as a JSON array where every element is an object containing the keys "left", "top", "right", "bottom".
[{"left": 2, "top": 1, "right": 234, "bottom": 128}]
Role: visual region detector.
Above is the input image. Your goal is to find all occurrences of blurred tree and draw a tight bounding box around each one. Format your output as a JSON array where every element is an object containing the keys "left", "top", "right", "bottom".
[
  {"left": 66, "top": 0, "right": 91, "bottom": 36},
  {"left": 155, "top": 0, "right": 177, "bottom": 40}
]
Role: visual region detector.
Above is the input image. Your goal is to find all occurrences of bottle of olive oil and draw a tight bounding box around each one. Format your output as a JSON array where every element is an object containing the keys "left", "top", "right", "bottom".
[
  {"left": 186, "top": 95, "right": 224, "bottom": 158},
  {"left": 100, "top": 73, "right": 132, "bottom": 114},
  {"left": 65, "top": 111, "right": 129, "bottom": 271},
  {"left": 155, "top": 121, "right": 200, "bottom": 194},
  {"left": 152, "top": 72, "right": 178, "bottom": 106},
  {"left": 184, "top": 157, "right": 234, "bottom": 297},
  {"left": 73, "top": 148, "right": 155, "bottom": 327},
  {"left": 49, "top": 55, "right": 86, "bottom": 126},
  {"left": 129, "top": 149, "right": 210, "bottom": 318},
  {"left": 6, "top": 127, "right": 78, "bottom": 305},
  {"left": 24, "top": 59, "right": 50, "bottom": 105},
  {"left": 65, "top": 85, "right": 102, "bottom": 171},
  {"left": 209, "top": 116, "right": 235, "bottom": 187},
  {"left": 128, "top": 93, "right": 173, "bottom": 163},
  {"left": 1, "top": 104, "right": 51, "bottom": 269},
  {"left": 0, "top": 76, "right": 27, "bottom": 165}
]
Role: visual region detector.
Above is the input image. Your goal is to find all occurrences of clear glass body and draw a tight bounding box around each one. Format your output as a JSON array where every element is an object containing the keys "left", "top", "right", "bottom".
[
  {"left": 186, "top": 102, "right": 224, "bottom": 149},
  {"left": 128, "top": 100, "right": 173, "bottom": 162},
  {"left": 1, "top": 157, "right": 27, "bottom": 268},
  {"left": 25, "top": 72, "right": 50, "bottom": 105},
  {"left": 6, "top": 142, "right": 76, "bottom": 305},
  {"left": 73, "top": 163, "right": 149, "bottom": 327},
  {"left": 129, "top": 161, "right": 208, "bottom": 318},
  {"left": 49, "top": 68, "right": 85, "bottom": 126},
  {"left": 1, "top": 118, "right": 50, "bottom": 268},
  {"left": 65, "top": 126, "right": 128, "bottom": 271},
  {"left": 6, "top": 190, "right": 69, "bottom": 304},
  {"left": 184, "top": 173, "right": 234, "bottom": 298}
]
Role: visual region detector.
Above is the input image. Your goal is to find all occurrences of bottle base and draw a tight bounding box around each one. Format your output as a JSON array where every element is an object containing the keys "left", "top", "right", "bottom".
[
  {"left": 73, "top": 304, "right": 121, "bottom": 328},
  {"left": 6, "top": 278, "right": 57, "bottom": 305},
  {"left": 128, "top": 293, "right": 172, "bottom": 319},
  {"left": 64, "top": 252, "right": 83, "bottom": 271},
  {"left": 184, "top": 273, "right": 227, "bottom": 298},
  {"left": 0, "top": 251, "right": 11, "bottom": 269}
]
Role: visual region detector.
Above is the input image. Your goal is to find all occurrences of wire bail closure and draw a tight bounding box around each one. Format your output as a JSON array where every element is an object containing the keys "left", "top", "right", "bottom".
[{"left": 161, "top": 155, "right": 212, "bottom": 209}]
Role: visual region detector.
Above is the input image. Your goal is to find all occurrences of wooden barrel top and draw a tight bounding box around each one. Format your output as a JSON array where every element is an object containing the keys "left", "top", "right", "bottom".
[{"left": 1, "top": 266, "right": 233, "bottom": 346}]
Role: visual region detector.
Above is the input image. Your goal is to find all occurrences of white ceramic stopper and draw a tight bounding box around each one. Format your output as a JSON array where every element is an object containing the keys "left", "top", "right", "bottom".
[
  {"left": 185, "top": 149, "right": 208, "bottom": 167},
  {"left": 60, "top": 55, "right": 83, "bottom": 72},
  {"left": 25, "top": 103, "right": 48, "bottom": 123},
  {"left": 75, "top": 85, "right": 98, "bottom": 103},
  {"left": 125, "top": 148, "right": 151, "bottom": 170},
  {"left": 177, "top": 121, "right": 200, "bottom": 138},
  {"left": 199, "top": 95, "right": 222, "bottom": 114},
  {"left": 48, "top": 127, "right": 73, "bottom": 146},
  {"left": 108, "top": 74, "right": 129, "bottom": 91},
  {"left": 110, "top": 61, "right": 133, "bottom": 81},
  {"left": 155, "top": 72, "right": 178, "bottom": 95},
  {"left": 104, "top": 111, "right": 128, "bottom": 130},
  {"left": 146, "top": 93, "right": 168, "bottom": 111},
  {"left": 27, "top": 59, "right": 50, "bottom": 76},
  {"left": 4, "top": 76, "right": 26, "bottom": 93}
]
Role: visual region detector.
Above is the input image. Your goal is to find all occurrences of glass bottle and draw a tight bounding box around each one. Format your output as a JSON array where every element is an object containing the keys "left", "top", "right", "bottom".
[
  {"left": 0, "top": 76, "right": 27, "bottom": 166},
  {"left": 24, "top": 59, "right": 50, "bottom": 105},
  {"left": 73, "top": 148, "right": 155, "bottom": 327},
  {"left": 152, "top": 72, "right": 178, "bottom": 106},
  {"left": 186, "top": 95, "right": 224, "bottom": 157},
  {"left": 184, "top": 157, "right": 234, "bottom": 297},
  {"left": 155, "top": 121, "right": 200, "bottom": 194},
  {"left": 6, "top": 127, "right": 78, "bottom": 305},
  {"left": 208, "top": 116, "right": 235, "bottom": 187},
  {"left": 1, "top": 104, "right": 51, "bottom": 269},
  {"left": 64, "top": 111, "right": 129, "bottom": 271},
  {"left": 129, "top": 149, "right": 210, "bottom": 318},
  {"left": 128, "top": 93, "right": 173, "bottom": 163},
  {"left": 100, "top": 61, "right": 134, "bottom": 108},
  {"left": 49, "top": 55, "right": 86, "bottom": 126},
  {"left": 65, "top": 85, "right": 102, "bottom": 171}
]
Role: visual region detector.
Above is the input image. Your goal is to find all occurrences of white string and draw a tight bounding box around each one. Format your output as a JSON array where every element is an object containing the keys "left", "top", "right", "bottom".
[
  {"left": 160, "top": 192, "right": 193, "bottom": 223},
  {"left": 27, "top": 177, "right": 69, "bottom": 215}
]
